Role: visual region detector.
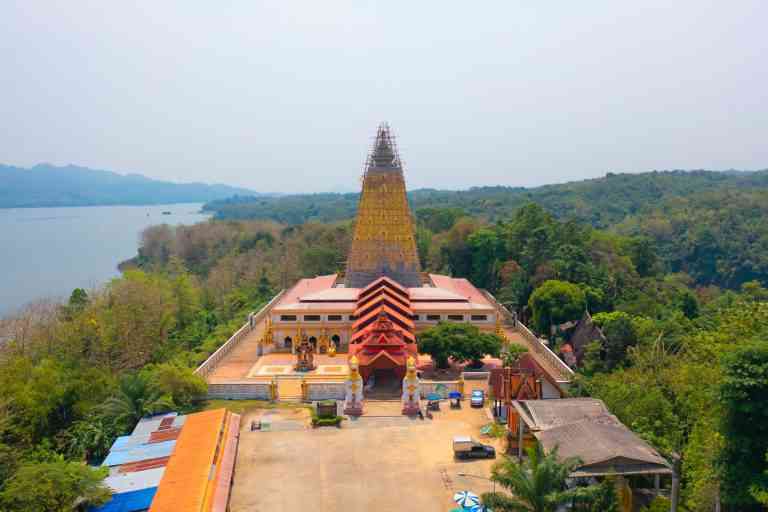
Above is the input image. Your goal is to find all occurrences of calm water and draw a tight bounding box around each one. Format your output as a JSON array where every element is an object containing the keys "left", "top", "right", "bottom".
[{"left": 0, "top": 203, "right": 210, "bottom": 317}]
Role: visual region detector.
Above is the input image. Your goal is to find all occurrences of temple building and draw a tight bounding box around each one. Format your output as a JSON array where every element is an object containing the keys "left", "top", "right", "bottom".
[
  {"left": 268, "top": 124, "right": 497, "bottom": 381},
  {"left": 199, "top": 123, "right": 575, "bottom": 399}
]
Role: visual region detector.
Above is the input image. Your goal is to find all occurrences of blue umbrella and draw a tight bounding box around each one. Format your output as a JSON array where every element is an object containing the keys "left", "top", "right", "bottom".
[
  {"left": 453, "top": 491, "right": 480, "bottom": 508},
  {"left": 449, "top": 391, "right": 462, "bottom": 399},
  {"left": 427, "top": 392, "right": 442, "bottom": 401}
]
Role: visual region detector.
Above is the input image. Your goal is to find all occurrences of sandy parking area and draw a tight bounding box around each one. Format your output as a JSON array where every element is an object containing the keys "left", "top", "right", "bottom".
[{"left": 231, "top": 401, "right": 503, "bottom": 512}]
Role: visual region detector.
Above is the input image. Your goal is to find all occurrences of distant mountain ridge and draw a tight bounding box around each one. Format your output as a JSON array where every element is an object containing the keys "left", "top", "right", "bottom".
[
  {"left": 0, "top": 163, "right": 261, "bottom": 208},
  {"left": 203, "top": 169, "right": 768, "bottom": 227}
]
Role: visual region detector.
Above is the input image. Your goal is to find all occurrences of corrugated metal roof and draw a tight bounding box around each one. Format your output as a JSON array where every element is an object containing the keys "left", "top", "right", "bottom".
[
  {"left": 149, "top": 409, "right": 233, "bottom": 512},
  {"left": 116, "top": 457, "right": 169, "bottom": 474},
  {"left": 104, "top": 467, "right": 165, "bottom": 494},
  {"left": 90, "top": 487, "right": 157, "bottom": 512},
  {"left": 131, "top": 413, "right": 186, "bottom": 437},
  {"left": 102, "top": 440, "right": 176, "bottom": 467}
]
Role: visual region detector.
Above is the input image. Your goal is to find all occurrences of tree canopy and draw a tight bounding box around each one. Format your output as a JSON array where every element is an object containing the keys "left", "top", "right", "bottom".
[{"left": 418, "top": 322, "right": 503, "bottom": 369}]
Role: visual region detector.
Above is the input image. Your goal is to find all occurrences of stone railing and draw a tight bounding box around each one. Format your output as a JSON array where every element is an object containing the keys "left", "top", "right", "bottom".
[
  {"left": 307, "top": 382, "right": 346, "bottom": 401},
  {"left": 513, "top": 318, "right": 574, "bottom": 383},
  {"left": 481, "top": 290, "right": 574, "bottom": 383},
  {"left": 207, "top": 382, "right": 272, "bottom": 400},
  {"left": 194, "top": 290, "right": 285, "bottom": 378}
]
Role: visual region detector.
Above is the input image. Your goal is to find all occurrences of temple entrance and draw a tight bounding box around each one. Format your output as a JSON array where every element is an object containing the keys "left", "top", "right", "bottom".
[{"left": 365, "top": 368, "right": 402, "bottom": 399}]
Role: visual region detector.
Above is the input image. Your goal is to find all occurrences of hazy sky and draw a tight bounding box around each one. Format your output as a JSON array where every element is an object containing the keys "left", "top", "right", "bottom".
[{"left": 2, "top": 2, "right": 767, "bottom": 193}]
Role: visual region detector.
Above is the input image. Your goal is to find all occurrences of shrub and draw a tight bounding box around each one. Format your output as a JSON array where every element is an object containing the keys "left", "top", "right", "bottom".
[{"left": 311, "top": 415, "right": 342, "bottom": 428}]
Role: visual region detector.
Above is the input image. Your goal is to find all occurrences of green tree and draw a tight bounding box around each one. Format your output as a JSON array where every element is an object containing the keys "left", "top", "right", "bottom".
[
  {"left": 57, "top": 416, "right": 118, "bottom": 464},
  {"left": 528, "top": 280, "right": 586, "bottom": 336},
  {"left": 102, "top": 373, "right": 173, "bottom": 431},
  {"left": 719, "top": 342, "right": 768, "bottom": 509},
  {"left": 502, "top": 345, "right": 529, "bottom": 368},
  {"left": 148, "top": 363, "right": 207, "bottom": 411},
  {"left": 591, "top": 311, "right": 639, "bottom": 370},
  {"left": 0, "top": 459, "right": 110, "bottom": 512},
  {"left": 299, "top": 246, "right": 340, "bottom": 276},
  {"left": 677, "top": 290, "right": 699, "bottom": 319},
  {"left": 418, "top": 322, "right": 503, "bottom": 369},
  {"left": 467, "top": 227, "right": 504, "bottom": 290},
  {"left": 481, "top": 445, "right": 591, "bottom": 512}
]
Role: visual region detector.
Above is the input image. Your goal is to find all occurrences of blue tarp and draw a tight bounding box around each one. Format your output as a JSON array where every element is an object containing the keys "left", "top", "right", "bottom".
[
  {"left": 90, "top": 487, "right": 157, "bottom": 512},
  {"left": 101, "top": 440, "right": 176, "bottom": 467}
]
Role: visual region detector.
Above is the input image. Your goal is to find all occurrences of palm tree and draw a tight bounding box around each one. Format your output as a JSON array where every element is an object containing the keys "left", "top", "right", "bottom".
[
  {"left": 481, "top": 445, "right": 584, "bottom": 512},
  {"left": 102, "top": 373, "right": 173, "bottom": 430}
]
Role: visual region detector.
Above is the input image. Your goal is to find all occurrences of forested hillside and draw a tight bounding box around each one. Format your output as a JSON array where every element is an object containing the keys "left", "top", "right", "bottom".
[
  {"left": 204, "top": 169, "right": 768, "bottom": 227},
  {"left": 1, "top": 172, "right": 767, "bottom": 509}
]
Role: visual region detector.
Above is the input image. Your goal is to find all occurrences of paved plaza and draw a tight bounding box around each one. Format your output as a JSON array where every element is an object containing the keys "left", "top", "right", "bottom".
[{"left": 230, "top": 401, "right": 502, "bottom": 512}]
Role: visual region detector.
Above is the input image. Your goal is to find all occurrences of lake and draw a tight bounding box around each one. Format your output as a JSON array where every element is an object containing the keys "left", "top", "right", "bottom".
[{"left": 0, "top": 203, "right": 210, "bottom": 317}]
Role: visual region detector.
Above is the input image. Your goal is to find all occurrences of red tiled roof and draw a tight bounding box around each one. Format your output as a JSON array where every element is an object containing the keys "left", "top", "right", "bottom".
[
  {"left": 358, "top": 276, "right": 409, "bottom": 301},
  {"left": 275, "top": 274, "right": 340, "bottom": 307},
  {"left": 427, "top": 274, "right": 493, "bottom": 306},
  {"left": 353, "top": 304, "right": 414, "bottom": 331}
]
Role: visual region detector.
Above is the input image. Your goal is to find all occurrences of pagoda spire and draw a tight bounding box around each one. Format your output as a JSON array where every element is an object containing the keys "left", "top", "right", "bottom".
[{"left": 344, "top": 123, "right": 422, "bottom": 288}]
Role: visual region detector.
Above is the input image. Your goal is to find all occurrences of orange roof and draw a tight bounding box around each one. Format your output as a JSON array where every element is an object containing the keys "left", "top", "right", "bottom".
[
  {"left": 276, "top": 274, "right": 340, "bottom": 307},
  {"left": 427, "top": 274, "right": 493, "bottom": 306},
  {"left": 353, "top": 305, "right": 414, "bottom": 331},
  {"left": 358, "top": 276, "right": 409, "bottom": 300},
  {"left": 355, "top": 287, "right": 410, "bottom": 313},
  {"left": 149, "top": 409, "right": 236, "bottom": 512}
]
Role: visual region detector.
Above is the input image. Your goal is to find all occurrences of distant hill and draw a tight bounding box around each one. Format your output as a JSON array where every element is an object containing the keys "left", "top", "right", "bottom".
[
  {"left": 203, "top": 169, "right": 768, "bottom": 228},
  {"left": 0, "top": 163, "right": 261, "bottom": 208}
]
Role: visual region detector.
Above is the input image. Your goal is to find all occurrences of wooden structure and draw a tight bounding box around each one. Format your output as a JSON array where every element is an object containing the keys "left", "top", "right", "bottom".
[{"left": 511, "top": 398, "right": 673, "bottom": 512}]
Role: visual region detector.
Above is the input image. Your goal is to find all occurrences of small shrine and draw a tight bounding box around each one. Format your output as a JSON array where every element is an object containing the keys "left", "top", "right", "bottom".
[{"left": 294, "top": 333, "right": 316, "bottom": 372}]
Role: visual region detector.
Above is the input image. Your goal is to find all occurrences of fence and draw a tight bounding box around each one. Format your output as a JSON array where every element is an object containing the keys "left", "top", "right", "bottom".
[
  {"left": 513, "top": 318, "right": 574, "bottom": 383},
  {"left": 194, "top": 290, "right": 285, "bottom": 378},
  {"left": 207, "top": 382, "right": 272, "bottom": 400},
  {"left": 481, "top": 290, "right": 574, "bottom": 383}
]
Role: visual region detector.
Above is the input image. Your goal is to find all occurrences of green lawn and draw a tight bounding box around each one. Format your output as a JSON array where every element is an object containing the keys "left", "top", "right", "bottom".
[{"left": 202, "top": 399, "right": 311, "bottom": 415}]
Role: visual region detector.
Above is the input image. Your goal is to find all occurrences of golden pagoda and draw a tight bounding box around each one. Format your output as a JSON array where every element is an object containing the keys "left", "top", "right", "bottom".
[{"left": 344, "top": 123, "right": 422, "bottom": 288}]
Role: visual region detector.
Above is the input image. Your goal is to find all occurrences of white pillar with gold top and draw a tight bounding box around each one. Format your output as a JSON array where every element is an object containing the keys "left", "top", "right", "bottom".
[
  {"left": 343, "top": 356, "right": 364, "bottom": 416},
  {"left": 401, "top": 356, "right": 421, "bottom": 416}
]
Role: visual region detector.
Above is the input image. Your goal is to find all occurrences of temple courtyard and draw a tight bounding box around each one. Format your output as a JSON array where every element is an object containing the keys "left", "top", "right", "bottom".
[{"left": 230, "top": 401, "right": 501, "bottom": 512}]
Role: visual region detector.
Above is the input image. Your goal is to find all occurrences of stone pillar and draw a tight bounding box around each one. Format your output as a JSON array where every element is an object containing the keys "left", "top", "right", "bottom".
[
  {"left": 343, "top": 356, "right": 364, "bottom": 416},
  {"left": 401, "top": 356, "right": 421, "bottom": 416},
  {"left": 301, "top": 377, "right": 309, "bottom": 402}
]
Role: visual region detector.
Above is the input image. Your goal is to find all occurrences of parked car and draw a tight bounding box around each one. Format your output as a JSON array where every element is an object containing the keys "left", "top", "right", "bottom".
[
  {"left": 470, "top": 390, "right": 485, "bottom": 407},
  {"left": 453, "top": 436, "right": 496, "bottom": 459}
]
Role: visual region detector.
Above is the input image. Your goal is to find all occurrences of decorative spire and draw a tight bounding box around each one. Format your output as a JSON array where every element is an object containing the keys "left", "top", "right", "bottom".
[
  {"left": 369, "top": 123, "right": 399, "bottom": 169},
  {"left": 345, "top": 123, "right": 422, "bottom": 288}
]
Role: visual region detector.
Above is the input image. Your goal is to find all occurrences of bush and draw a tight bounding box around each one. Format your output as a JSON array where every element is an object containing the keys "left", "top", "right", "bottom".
[{"left": 311, "top": 415, "right": 343, "bottom": 428}]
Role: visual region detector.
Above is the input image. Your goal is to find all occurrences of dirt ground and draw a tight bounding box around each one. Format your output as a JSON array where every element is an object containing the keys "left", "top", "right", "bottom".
[{"left": 230, "top": 401, "right": 504, "bottom": 512}]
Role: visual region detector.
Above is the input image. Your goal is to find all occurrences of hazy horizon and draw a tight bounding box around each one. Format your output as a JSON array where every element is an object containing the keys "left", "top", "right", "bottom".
[{"left": 3, "top": 2, "right": 767, "bottom": 193}]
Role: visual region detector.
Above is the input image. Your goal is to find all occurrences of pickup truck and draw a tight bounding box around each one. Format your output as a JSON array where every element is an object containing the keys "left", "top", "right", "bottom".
[{"left": 453, "top": 436, "right": 496, "bottom": 460}]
